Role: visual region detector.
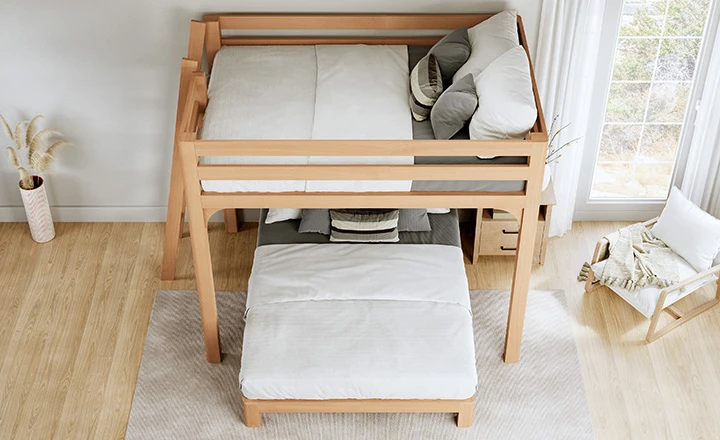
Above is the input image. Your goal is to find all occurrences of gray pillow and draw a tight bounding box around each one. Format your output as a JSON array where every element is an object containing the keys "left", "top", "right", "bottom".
[
  {"left": 330, "top": 209, "right": 400, "bottom": 243},
  {"left": 300, "top": 209, "right": 431, "bottom": 235},
  {"left": 299, "top": 209, "right": 331, "bottom": 234},
  {"left": 430, "top": 74, "right": 478, "bottom": 140},
  {"left": 409, "top": 53, "right": 443, "bottom": 121},
  {"left": 430, "top": 27, "right": 472, "bottom": 87}
]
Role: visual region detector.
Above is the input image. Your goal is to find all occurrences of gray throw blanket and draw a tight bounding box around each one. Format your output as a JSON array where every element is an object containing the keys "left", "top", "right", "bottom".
[{"left": 578, "top": 223, "right": 679, "bottom": 291}]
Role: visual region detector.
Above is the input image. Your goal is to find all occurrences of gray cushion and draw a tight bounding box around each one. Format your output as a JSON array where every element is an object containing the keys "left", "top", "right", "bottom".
[
  {"left": 300, "top": 209, "right": 431, "bottom": 235},
  {"left": 429, "top": 27, "right": 472, "bottom": 87},
  {"left": 409, "top": 53, "right": 443, "bottom": 121},
  {"left": 430, "top": 74, "right": 478, "bottom": 140}
]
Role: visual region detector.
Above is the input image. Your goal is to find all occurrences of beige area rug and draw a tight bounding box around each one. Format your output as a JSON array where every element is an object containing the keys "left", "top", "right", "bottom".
[{"left": 125, "top": 290, "right": 593, "bottom": 439}]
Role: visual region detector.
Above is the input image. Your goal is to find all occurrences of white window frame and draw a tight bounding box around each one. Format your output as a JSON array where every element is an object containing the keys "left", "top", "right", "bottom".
[{"left": 574, "top": 0, "right": 720, "bottom": 221}]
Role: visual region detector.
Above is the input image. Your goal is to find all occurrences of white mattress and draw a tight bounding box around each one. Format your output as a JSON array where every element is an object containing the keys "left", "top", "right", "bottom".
[
  {"left": 240, "top": 243, "right": 477, "bottom": 400},
  {"left": 200, "top": 45, "right": 413, "bottom": 193},
  {"left": 593, "top": 252, "right": 718, "bottom": 318}
]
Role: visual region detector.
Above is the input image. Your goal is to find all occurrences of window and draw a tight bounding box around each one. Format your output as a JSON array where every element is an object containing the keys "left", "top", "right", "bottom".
[{"left": 589, "top": 0, "right": 712, "bottom": 199}]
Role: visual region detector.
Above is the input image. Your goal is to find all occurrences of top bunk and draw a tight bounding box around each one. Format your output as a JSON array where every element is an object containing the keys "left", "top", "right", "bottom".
[{"left": 174, "top": 11, "right": 548, "bottom": 216}]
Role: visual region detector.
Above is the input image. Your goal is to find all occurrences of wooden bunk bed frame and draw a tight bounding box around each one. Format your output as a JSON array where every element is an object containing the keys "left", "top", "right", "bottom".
[{"left": 160, "top": 13, "right": 547, "bottom": 427}]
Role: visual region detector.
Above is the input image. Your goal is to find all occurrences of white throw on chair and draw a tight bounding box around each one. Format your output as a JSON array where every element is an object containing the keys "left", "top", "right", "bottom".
[{"left": 583, "top": 188, "right": 720, "bottom": 342}]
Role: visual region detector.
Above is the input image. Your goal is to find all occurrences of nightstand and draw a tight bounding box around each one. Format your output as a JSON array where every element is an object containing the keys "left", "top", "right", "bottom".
[{"left": 470, "top": 180, "right": 556, "bottom": 265}]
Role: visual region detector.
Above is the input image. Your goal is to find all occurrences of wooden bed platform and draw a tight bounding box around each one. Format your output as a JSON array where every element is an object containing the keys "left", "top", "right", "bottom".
[{"left": 160, "top": 13, "right": 547, "bottom": 427}]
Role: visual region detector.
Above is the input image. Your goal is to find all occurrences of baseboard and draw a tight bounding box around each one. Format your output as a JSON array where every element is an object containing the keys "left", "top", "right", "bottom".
[
  {"left": 0, "top": 206, "right": 264, "bottom": 223},
  {"left": 573, "top": 209, "right": 662, "bottom": 222}
]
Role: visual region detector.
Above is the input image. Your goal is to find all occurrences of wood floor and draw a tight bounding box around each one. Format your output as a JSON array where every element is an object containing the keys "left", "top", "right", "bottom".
[{"left": 1, "top": 221, "right": 719, "bottom": 439}]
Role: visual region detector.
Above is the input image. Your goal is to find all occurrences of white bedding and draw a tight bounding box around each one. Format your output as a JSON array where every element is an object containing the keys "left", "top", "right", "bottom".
[
  {"left": 240, "top": 243, "right": 477, "bottom": 400},
  {"left": 200, "top": 45, "right": 413, "bottom": 193},
  {"left": 200, "top": 46, "right": 316, "bottom": 193}
]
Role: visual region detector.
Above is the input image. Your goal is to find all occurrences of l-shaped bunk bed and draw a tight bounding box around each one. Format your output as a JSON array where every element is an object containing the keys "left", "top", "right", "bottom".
[{"left": 160, "top": 12, "right": 548, "bottom": 428}]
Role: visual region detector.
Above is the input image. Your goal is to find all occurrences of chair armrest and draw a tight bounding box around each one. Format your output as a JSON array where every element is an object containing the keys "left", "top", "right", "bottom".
[
  {"left": 591, "top": 238, "right": 610, "bottom": 264},
  {"left": 643, "top": 216, "right": 659, "bottom": 228},
  {"left": 661, "top": 264, "right": 720, "bottom": 295}
]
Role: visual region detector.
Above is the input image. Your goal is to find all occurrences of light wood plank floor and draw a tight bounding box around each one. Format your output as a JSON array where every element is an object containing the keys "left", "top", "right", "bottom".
[{"left": 1, "top": 221, "right": 718, "bottom": 439}]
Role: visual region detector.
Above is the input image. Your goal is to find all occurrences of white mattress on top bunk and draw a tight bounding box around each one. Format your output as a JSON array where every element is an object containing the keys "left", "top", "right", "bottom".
[
  {"left": 200, "top": 45, "right": 413, "bottom": 193},
  {"left": 239, "top": 243, "right": 478, "bottom": 400}
]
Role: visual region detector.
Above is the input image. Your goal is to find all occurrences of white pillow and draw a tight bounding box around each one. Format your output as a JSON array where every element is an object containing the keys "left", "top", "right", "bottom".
[
  {"left": 452, "top": 10, "right": 519, "bottom": 82},
  {"left": 427, "top": 208, "right": 450, "bottom": 214},
  {"left": 265, "top": 208, "right": 302, "bottom": 224},
  {"left": 469, "top": 46, "right": 537, "bottom": 142},
  {"left": 651, "top": 187, "right": 720, "bottom": 272}
]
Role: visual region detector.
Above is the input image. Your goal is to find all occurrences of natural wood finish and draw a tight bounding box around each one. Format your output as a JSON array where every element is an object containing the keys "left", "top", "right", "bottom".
[
  {"left": 222, "top": 36, "right": 444, "bottom": 46},
  {"left": 187, "top": 20, "right": 206, "bottom": 64},
  {"left": 199, "top": 192, "right": 527, "bottom": 210},
  {"left": 646, "top": 265, "right": 720, "bottom": 342},
  {"left": 518, "top": 16, "right": 547, "bottom": 136},
  {"left": 471, "top": 182, "right": 555, "bottom": 265},
  {"left": 223, "top": 209, "right": 239, "bottom": 233},
  {"left": 205, "top": 19, "right": 221, "bottom": 73},
  {"left": 194, "top": 139, "right": 538, "bottom": 157},
  {"left": 3, "top": 222, "right": 720, "bottom": 439},
  {"left": 197, "top": 164, "right": 531, "bottom": 181},
  {"left": 163, "top": 13, "right": 548, "bottom": 366},
  {"left": 503, "top": 145, "right": 546, "bottom": 363},
  {"left": 160, "top": 20, "right": 206, "bottom": 281},
  {"left": 241, "top": 396, "right": 474, "bottom": 428},
  {"left": 206, "top": 13, "right": 494, "bottom": 31},
  {"left": 179, "top": 138, "right": 221, "bottom": 363}
]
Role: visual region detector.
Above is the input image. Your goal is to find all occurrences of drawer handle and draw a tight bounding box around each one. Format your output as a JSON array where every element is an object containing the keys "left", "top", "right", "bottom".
[
  {"left": 502, "top": 229, "right": 519, "bottom": 235},
  {"left": 500, "top": 246, "right": 517, "bottom": 251}
]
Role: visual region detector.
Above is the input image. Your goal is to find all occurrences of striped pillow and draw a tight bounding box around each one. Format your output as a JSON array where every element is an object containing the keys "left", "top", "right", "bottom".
[
  {"left": 329, "top": 209, "right": 400, "bottom": 243},
  {"left": 409, "top": 53, "right": 444, "bottom": 121}
]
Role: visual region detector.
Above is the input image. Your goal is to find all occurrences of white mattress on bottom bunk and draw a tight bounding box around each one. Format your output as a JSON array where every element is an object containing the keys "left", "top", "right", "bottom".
[
  {"left": 200, "top": 45, "right": 413, "bottom": 193},
  {"left": 240, "top": 243, "right": 478, "bottom": 400}
]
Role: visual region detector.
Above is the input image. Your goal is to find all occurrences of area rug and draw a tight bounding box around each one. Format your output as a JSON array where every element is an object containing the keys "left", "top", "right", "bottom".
[{"left": 125, "top": 290, "right": 593, "bottom": 439}]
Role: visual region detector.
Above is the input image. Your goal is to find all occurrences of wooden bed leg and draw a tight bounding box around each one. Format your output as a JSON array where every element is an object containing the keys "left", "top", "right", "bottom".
[
  {"left": 180, "top": 139, "right": 222, "bottom": 363},
  {"left": 243, "top": 399, "right": 262, "bottom": 428},
  {"left": 224, "top": 209, "right": 239, "bottom": 233},
  {"left": 161, "top": 151, "right": 185, "bottom": 280},
  {"left": 456, "top": 400, "right": 474, "bottom": 427},
  {"left": 504, "top": 205, "right": 541, "bottom": 363}
]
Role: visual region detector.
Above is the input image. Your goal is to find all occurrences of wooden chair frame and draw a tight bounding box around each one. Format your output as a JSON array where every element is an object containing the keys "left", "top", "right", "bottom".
[
  {"left": 585, "top": 218, "right": 720, "bottom": 342},
  {"left": 160, "top": 13, "right": 548, "bottom": 427}
]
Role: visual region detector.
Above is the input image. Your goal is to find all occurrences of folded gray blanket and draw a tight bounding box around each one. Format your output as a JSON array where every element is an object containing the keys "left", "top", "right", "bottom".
[{"left": 578, "top": 223, "right": 679, "bottom": 291}]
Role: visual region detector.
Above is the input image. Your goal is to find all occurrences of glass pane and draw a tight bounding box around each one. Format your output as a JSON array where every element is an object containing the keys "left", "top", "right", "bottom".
[
  {"left": 646, "top": 82, "right": 691, "bottom": 122},
  {"left": 590, "top": 0, "right": 711, "bottom": 200},
  {"left": 612, "top": 38, "right": 660, "bottom": 81},
  {"left": 634, "top": 163, "right": 674, "bottom": 197},
  {"left": 591, "top": 163, "right": 634, "bottom": 198},
  {"left": 620, "top": 0, "right": 667, "bottom": 36},
  {"left": 605, "top": 83, "right": 650, "bottom": 122},
  {"left": 656, "top": 38, "right": 702, "bottom": 80},
  {"left": 638, "top": 124, "right": 682, "bottom": 162},
  {"left": 597, "top": 124, "right": 642, "bottom": 162},
  {"left": 665, "top": 0, "right": 711, "bottom": 36}
]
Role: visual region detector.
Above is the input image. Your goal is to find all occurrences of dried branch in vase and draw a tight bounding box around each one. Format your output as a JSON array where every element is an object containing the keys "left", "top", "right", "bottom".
[
  {"left": 546, "top": 115, "right": 581, "bottom": 165},
  {"left": 1, "top": 114, "right": 70, "bottom": 189}
]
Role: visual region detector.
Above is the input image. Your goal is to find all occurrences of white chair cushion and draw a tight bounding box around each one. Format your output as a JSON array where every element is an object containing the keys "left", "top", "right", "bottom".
[
  {"left": 592, "top": 251, "right": 717, "bottom": 318},
  {"left": 651, "top": 187, "right": 720, "bottom": 272}
]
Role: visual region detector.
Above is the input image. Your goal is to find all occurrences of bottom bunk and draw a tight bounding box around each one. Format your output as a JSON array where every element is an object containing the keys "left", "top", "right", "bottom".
[{"left": 239, "top": 210, "right": 478, "bottom": 427}]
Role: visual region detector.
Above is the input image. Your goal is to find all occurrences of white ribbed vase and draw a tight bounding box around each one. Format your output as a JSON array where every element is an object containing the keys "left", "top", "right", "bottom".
[{"left": 19, "top": 176, "right": 55, "bottom": 243}]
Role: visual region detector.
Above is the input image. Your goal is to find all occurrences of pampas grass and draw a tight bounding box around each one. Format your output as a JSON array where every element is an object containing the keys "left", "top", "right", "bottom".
[{"left": 1, "top": 114, "right": 69, "bottom": 189}]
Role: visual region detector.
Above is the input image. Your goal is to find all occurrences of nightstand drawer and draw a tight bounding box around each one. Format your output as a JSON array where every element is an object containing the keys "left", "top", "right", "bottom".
[{"left": 478, "top": 220, "right": 544, "bottom": 255}]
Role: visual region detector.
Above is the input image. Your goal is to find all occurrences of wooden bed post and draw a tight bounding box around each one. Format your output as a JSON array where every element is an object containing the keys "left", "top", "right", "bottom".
[
  {"left": 503, "top": 142, "right": 545, "bottom": 363},
  {"left": 161, "top": 20, "right": 206, "bottom": 280},
  {"left": 203, "top": 16, "right": 239, "bottom": 233},
  {"left": 180, "top": 134, "right": 222, "bottom": 363}
]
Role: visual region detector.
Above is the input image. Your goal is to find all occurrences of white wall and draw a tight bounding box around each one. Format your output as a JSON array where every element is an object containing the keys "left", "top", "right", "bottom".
[{"left": 0, "top": 0, "right": 543, "bottom": 221}]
